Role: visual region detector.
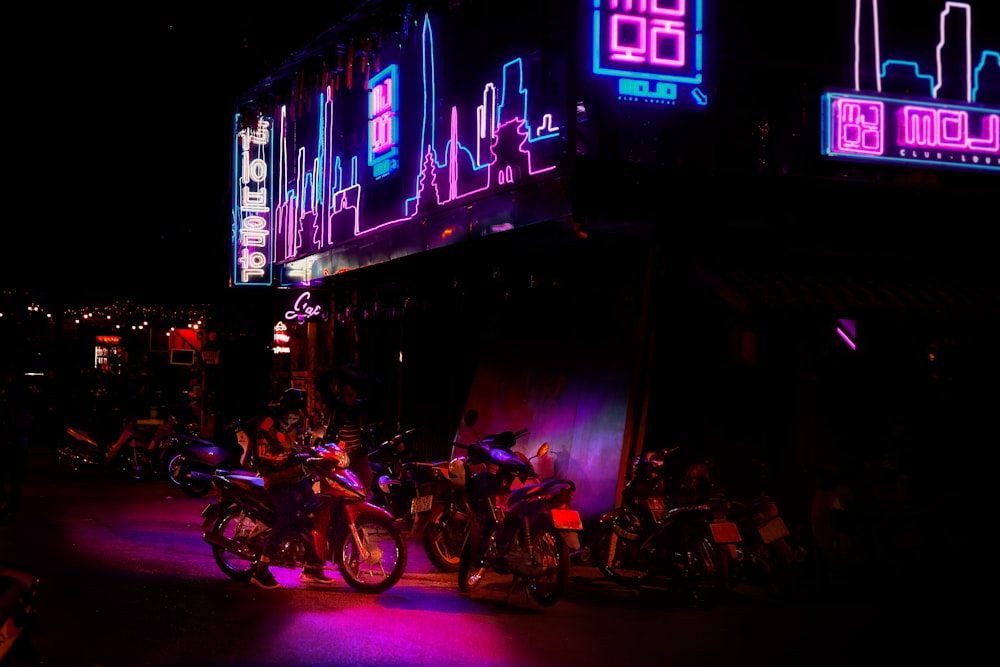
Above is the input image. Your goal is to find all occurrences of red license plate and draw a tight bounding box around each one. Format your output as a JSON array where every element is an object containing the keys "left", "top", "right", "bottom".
[
  {"left": 710, "top": 521, "right": 742, "bottom": 544},
  {"left": 551, "top": 508, "right": 583, "bottom": 531}
]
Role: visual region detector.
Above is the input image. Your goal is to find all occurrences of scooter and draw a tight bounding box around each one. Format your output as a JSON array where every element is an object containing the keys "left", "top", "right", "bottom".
[
  {"left": 200, "top": 440, "right": 408, "bottom": 594},
  {"left": 58, "top": 417, "right": 154, "bottom": 482},
  {"left": 166, "top": 420, "right": 252, "bottom": 498},
  {"left": 454, "top": 431, "right": 583, "bottom": 607}
]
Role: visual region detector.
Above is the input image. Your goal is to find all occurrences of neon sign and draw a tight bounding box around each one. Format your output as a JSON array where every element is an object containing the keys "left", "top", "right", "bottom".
[
  {"left": 591, "top": 0, "right": 708, "bottom": 108},
  {"left": 822, "top": 1, "right": 999, "bottom": 172},
  {"left": 272, "top": 322, "right": 290, "bottom": 355},
  {"left": 282, "top": 291, "right": 326, "bottom": 324},
  {"left": 369, "top": 65, "right": 400, "bottom": 179},
  {"left": 822, "top": 92, "right": 999, "bottom": 170},
  {"left": 233, "top": 116, "right": 274, "bottom": 286},
  {"left": 268, "top": 12, "right": 564, "bottom": 281}
]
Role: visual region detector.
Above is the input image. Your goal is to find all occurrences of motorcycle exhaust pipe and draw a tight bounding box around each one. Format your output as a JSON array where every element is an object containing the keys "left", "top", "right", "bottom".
[
  {"left": 202, "top": 532, "right": 258, "bottom": 559},
  {"left": 189, "top": 470, "right": 214, "bottom": 481}
]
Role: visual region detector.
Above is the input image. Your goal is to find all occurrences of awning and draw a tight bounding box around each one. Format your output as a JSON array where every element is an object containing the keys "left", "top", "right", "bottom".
[{"left": 693, "top": 255, "right": 1000, "bottom": 319}]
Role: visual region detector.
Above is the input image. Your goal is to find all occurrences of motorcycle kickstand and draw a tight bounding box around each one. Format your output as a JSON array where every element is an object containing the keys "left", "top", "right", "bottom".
[
  {"left": 348, "top": 523, "right": 372, "bottom": 562},
  {"left": 502, "top": 576, "right": 529, "bottom": 606}
]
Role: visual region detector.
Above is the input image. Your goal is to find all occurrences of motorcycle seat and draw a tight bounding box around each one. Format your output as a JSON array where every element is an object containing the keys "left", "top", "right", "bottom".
[
  {"left": 509, "top": 478, "right": 575, "bottom": 504},
  {"left": 175, "top": 434, "right": 217, "bottom": 447},
  {"left": 65, "top": 427, "right": 100, "bottom": 447}
]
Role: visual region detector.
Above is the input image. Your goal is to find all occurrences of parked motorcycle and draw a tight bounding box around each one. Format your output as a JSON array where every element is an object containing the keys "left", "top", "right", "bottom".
[
  {"left": 58, "top": 417, "right": 154, "bottom": 482},
  {"left": 592, "top": 449, "right": 731, "bottom": 608},
  {"left": 165, "top": 420, "right": 251, "bottom": 498},
  {"left": 454, "top": 430, "right": 582, "bottom": 607},
  {"left": 0, "top": 560, "right": 41, "bottom": 665},
  {"left": 367, "top": 427, "right": 424, "bottom": 523},
  {"left": 367, "top": 427, "right": 473, "bottom": 573},
  {"left": 200, "top": 440, "right": 407, "bottom": 594},
  {"left": 718, "top": 484, "right": 807, "bottom": 602},
  {"left": 592, "top": 446, "right": 679, "bottom": 585}
]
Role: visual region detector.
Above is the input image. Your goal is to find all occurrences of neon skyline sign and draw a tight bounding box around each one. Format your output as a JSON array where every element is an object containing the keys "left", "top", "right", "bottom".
[
  {"left": 591, "top": 0, "right": 707, "bottom": 107},
  {"left": 232, "top": 117, "right": 275, "bottom": 286},
  {"left": 268, "top": 12, "right": 564, "bottom": 284},
  {"left": 822, "top": 0, "right": 999, "bottom": 172}
]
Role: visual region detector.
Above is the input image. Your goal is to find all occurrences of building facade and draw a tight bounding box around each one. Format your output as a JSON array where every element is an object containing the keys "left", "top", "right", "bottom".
[{"left": 227, "top": 0, "right": 999, "bottom": 529}]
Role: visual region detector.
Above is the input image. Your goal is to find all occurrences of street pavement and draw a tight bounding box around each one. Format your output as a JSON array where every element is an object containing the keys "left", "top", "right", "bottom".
[{"left": 0, "top": 446, "right": 985, "bottom": 667}]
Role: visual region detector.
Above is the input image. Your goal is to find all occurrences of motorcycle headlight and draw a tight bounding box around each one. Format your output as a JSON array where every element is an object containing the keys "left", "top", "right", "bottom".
[{"left": 378, "top": 475, "right": 394, "bottom": 494}]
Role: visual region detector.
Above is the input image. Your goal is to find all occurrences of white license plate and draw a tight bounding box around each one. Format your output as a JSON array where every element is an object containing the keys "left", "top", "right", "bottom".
[
  {"left": 410, "top": 494, "right": 434, "bottom": 514},
  {"left": 757, "top": 516, "right": 790, "bottom": 544}
]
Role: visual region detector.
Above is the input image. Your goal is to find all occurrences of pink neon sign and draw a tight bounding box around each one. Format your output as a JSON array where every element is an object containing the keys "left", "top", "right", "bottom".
[
  {"left": 822, "top": 92, "right": 999, "bottom": 170},
  {"left": 233, "top": 117, "right": 274, "bottom": 286}
]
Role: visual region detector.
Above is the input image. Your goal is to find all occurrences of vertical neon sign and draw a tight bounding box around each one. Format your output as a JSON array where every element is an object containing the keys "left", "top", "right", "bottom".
[
  {"left": 368, "top": 64, "right": 400, "bottom": 179},
  {"left": 592, "top": 0, "right": 707, "bottom": 107},
  {"left": 233, "top": 116, "right": 274, "bottom": 286}
]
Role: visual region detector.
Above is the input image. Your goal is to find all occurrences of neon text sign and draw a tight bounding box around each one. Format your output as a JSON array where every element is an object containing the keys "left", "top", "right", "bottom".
[
  {"left": 822, "top": 92, "right": 998, "bottom": 170},
  {"left": 233, "top": 117, "right": 274, "bottom": 286},
  {"left": 821, "top": 1, "right": 999, "bottom": 172},
  {"left": 592, "top": 0, "right": 707, "bottom": 108},
  {"left": 368, "top": 64, "right": 400, "bottom": 179}
]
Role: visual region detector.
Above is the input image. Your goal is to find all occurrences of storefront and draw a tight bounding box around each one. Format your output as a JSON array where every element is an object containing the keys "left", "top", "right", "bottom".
[{"left": 227, "top": 1, "right": 998, "bottom": 525}]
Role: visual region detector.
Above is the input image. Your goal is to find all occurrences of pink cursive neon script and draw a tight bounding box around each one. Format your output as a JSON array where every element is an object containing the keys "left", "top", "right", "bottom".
[{"left": 284, "top": 292, "right": 324, "bottom": 323}]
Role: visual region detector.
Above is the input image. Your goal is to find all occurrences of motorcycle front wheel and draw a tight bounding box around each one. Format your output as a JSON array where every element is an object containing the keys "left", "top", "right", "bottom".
[
  {"left": 681, "top": 536, "right": 728, "bottom": 610},
  {"left": 168, "top": 455, "right": 213, "bottom": 497},
  {"left": 593, "top": 521, "right": 654, "bottom": 586},
  {"left": 457, "top": 531, "right": 489, "bottom": 595},
  {"left": 525, "top": 529, "right": 571, "bottom": 607},
  {"left": 209, "top": 506, "right": 259, "bottom": 581},
  {"left": 56, "top": 445, "right": 83, "bottom": 474},
  {"left": 333, "top": 514, "right": 407, "bottom": 594},
  {"left": 123, "top": 448, "right": 154, "bottom": 482},
  {"left": 422, "top": 503, "right": 470, "bottom": 573}
]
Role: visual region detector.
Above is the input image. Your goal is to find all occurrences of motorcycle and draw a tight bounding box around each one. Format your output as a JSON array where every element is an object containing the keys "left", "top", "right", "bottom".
[
  {"left": 368, "top": 428, "right": 473, "bottom": 573},
  {"left": 0, "top": 561, "right": 41, "bottom": 665},
  {"left": 58, "top": 417, "right": 154, "bottom": 482},
  {"left": 592, "top": 446, "right": 679, "bottom": 585},
  {"left": 454, "top": 430, "right": 583, "bottom": 607},
  {"left": 718, "top": 485, "right": 807, "bottom": 602},
  {"left": 367, "top": 427, "right": 425, "bottom": 523},
  {"left": 592, "top": 450, "right": 732, "bottom": 608},
  {"left": 165, "top": 420, "right": 252, "bottom": 498},
  {"left": 199, "top": 440, "right": 408, "bottom": 594}
]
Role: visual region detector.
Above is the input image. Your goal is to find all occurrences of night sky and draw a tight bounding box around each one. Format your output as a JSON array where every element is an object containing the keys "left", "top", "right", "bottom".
[{"left": 8, "top": 8, "right": 346, "bottom": 306}]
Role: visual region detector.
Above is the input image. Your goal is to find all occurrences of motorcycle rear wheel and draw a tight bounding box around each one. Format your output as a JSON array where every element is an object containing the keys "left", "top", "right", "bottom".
[
  {"left": 333, "top": 514, "right": 407, "bottom": 594},
  {"left": 422, "top": 503, "right": 469, "bottom": 573},
  {"left": 209, "top": 506, "right": 258, "bottom": 581},
  {"left": 525, "top": 529, "right": 571, "bottom": 607}
]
